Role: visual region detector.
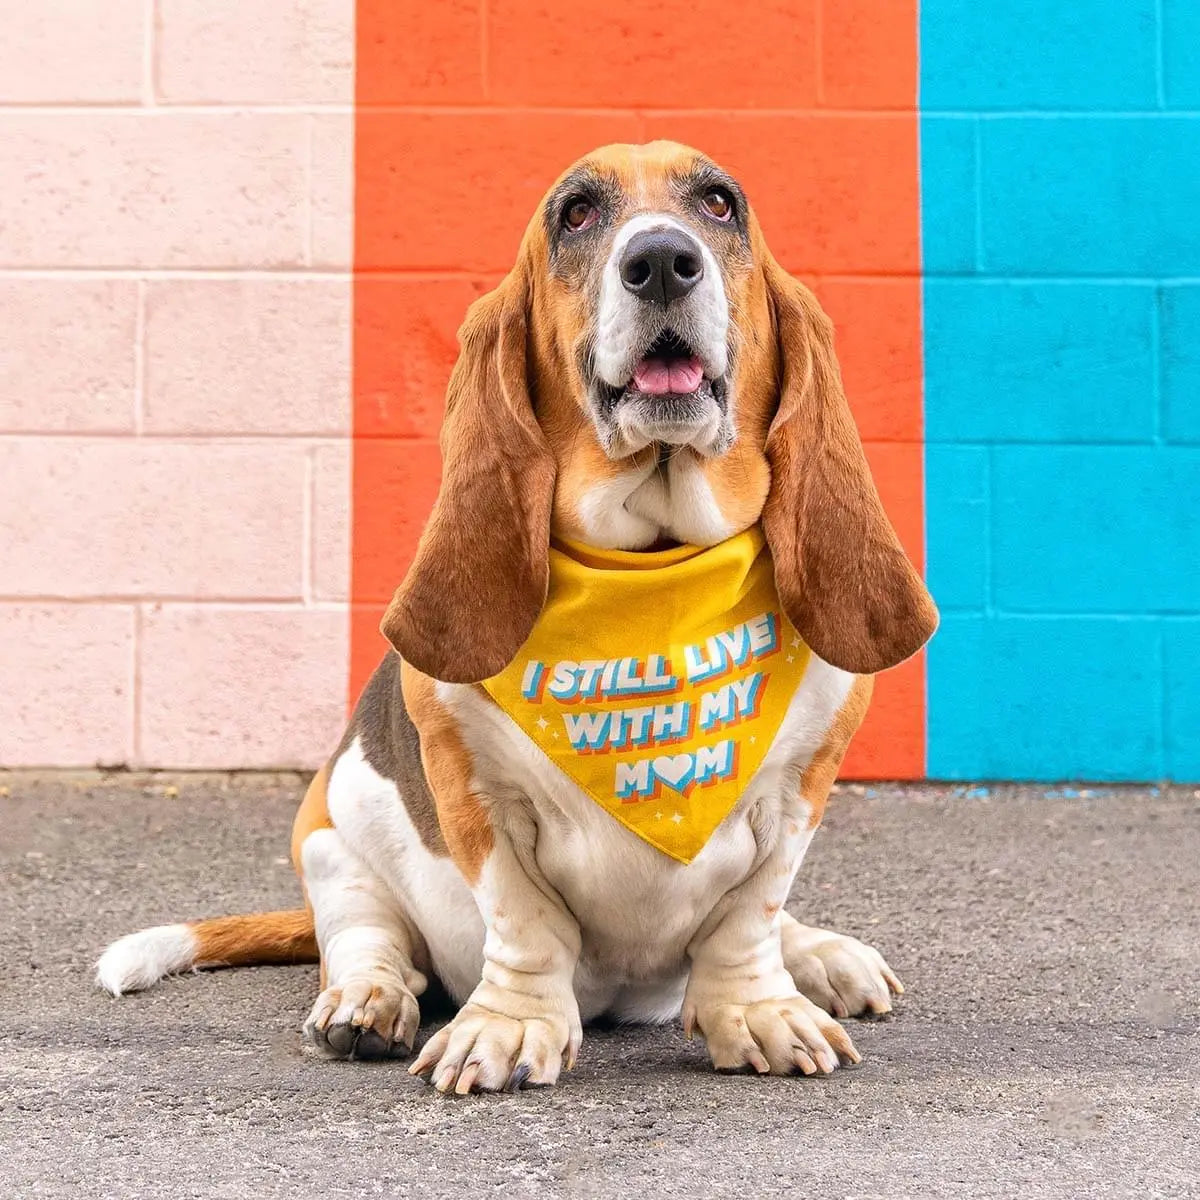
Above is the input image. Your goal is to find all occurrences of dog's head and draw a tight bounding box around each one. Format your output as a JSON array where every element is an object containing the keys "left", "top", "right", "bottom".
[{"left": 384, "top": 141, "right": 937, "bottom": 683}]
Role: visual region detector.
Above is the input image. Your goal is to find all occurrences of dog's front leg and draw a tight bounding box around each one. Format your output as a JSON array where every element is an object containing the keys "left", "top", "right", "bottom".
[
  {"left": 682, "top": 800, "right": 861, "bottom": 1077},
  {"left": 409, "top": 803, "right": 582, "bottom": 1094}
]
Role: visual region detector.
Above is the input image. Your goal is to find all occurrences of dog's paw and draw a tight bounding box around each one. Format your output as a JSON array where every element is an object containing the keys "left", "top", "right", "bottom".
[
  {"left": 304, "top": 978, "right": 419, "bottom": 1060},
  {"left": 685, "top": 993, "right": 861, "bottom": 1077},
  {"left": 782, "top": 925, "right": 903, "bottom": 1018},
  {"left": 408, "top": 1004, "right": 576, "bottom": 1094}
]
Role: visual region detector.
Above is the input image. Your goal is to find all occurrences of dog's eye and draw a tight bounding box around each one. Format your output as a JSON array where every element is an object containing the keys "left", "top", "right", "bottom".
[
  {"left": 562, "top": 198, "right": 598, "bottom": 232},
  {"left": 701, "top": 188, "right": 734, "bottom": 222}
]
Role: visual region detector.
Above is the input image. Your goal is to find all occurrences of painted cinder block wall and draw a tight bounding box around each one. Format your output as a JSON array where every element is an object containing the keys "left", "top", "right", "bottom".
[
  {"left": 0, "top": 2, "right": 355, "bottom": 769},
  {"left": 351, "top": 0, "right": 929, "bottom": 780},
  {"left": 3, "top": 1, "right": 1197, "bottom": 780},
  {"left": 921, "top": 0, "right": 1200, "bottom": 779}
]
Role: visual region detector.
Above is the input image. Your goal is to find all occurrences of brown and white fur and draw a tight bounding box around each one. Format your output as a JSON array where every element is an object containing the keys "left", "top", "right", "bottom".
[{"left": 97, "top": 142, "right": 937, "bottom": 1093}]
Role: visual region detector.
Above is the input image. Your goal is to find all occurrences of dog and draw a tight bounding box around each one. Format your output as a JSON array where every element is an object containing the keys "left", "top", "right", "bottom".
[{"left": 97, "top": 141, "right": 937, "bottom": 1094}]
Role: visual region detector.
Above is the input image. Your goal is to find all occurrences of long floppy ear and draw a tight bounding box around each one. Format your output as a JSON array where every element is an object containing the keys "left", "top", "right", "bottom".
[
  {"left": 381, "top": 267, "right": 556, "bottom": 683},
  {"left": 760, "top": 257, "right": 938, "bottom": 674}
]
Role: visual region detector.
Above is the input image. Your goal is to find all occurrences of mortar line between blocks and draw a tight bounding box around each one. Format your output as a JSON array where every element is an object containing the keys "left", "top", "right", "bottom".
[
  {"left": 131, "top": 604, "right": 144, "bottom": 766},
  {"left": 1151, "top": 284, "right": 1164, "bottom": 445},
  {"left": 0, "top": 269, "right": 354, "bottom": 281},
  {"left": 984, "top": 443, "right": 995, "bottom": 618},
  {"left": 0, "top": 596, "right": 350, "bottom": 610},
  {"left": 480, "top": 0, "right": 491, "bottom": 103},
  {"left": 0, "top": 104, "right": 356, "bottom": 115},
  {"left": 813, "top": 0, "right": 824, "bottom": 106},
  {"left": 302, "top": 447, "right": 315, "bottom": 606},
  {"left": 11, "top": 269, "right": 1200, "bottom": 284},
  {"left": 930, "top": 608, "right": 1200, "bottom": 620},
  {"left": 1156, "top": 622, "right": 1168, "bottom": 778},
  {"left": 303, "top": 115, "right": 315, "bottom": 268},
  {"left": 1155, "top": 0, "right": 1167, "bottom": 109},
  {"left": 0, "top": 431, "right": 358, "bottom": 443},
  {"left": 972, "top": 118, "right": 984, "bottom": 274},
  {"left": 133, "top": 280, "right": 146, "bottom": 435},
  {"left": 4, "top": 104, "right": 1199, "bottom": 117},
  {"left": 142, "top": 0, "right": 157, "bottom": 107}
]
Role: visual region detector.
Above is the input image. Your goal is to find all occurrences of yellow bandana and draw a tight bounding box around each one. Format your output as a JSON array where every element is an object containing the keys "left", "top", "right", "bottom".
[{"left": 482, "top": 526, "right": 812, "bottom": 863}]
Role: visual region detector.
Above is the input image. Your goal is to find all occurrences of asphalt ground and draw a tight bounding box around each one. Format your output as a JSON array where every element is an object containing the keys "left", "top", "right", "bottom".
[{"left": 1, "top": 774, "right": 1197, "bottom": 1199}]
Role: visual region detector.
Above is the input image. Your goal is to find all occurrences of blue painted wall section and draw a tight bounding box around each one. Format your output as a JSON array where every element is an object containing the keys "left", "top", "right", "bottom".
[{"left": 921, "top": 0, "right": 1200, "bottom": 779}]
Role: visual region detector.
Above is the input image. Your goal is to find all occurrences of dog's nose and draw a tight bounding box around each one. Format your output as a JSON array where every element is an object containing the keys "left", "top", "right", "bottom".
[{"left": 619, "top": 229, "right": 704, "bottom": 305}]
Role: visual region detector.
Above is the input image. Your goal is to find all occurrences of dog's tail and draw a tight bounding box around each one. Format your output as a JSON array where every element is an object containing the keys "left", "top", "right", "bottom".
[{"left": 95, "top": 909, "right": 318, "bottom": 996}]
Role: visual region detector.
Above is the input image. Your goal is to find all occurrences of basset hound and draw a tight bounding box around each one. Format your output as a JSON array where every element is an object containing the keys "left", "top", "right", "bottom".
[{"left": 97, "top": 141, "right": 938, "bottom": 1093}]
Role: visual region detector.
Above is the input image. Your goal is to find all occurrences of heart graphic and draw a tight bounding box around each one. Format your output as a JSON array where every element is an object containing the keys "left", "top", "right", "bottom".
[{"left": 652, "top": 753, "right": 695, "bottom": 793}]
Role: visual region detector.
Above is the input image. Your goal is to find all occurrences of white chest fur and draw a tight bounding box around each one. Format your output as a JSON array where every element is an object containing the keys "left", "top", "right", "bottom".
[
  {"left": 439, "top": 655, "right": 853, "bottom": 1021},
  {"left": 575, "top": 457, "right": 737, "bottom": 549}
]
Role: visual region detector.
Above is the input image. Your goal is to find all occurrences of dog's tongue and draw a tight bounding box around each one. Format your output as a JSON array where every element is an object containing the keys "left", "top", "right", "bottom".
[{"left": 632, "top": 354, "right": 704, "bottom": 396}]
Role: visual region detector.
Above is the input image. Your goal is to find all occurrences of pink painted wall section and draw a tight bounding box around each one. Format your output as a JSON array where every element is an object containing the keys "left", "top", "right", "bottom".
[{"left": 0, "top": 2, "right": 354, "bottom": 769}]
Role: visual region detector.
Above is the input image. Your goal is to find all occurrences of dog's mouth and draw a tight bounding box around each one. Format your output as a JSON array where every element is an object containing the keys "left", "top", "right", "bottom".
[
  {"left": 602, "top": 328, "right": 727, "bottom": 408},
  {"left": 629, "top": 328, "right": 705, "bottom": 395},
  {"left": 588, "top": 323, "right": 733, "bottom": 458}
]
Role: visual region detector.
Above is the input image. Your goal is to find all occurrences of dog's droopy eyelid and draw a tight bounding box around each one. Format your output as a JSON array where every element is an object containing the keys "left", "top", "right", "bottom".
[
  {"left": 677, "top": 168, "right": 743, "bottom": 226},
  {"left": 545, "top": 176, "right": 618, "bottom": 248},
  {"left": 704, "top": 181, "right": 740, "bottom": 218},
  {"left": 560, "top": 193, "right": 599, "bottom": 226}
]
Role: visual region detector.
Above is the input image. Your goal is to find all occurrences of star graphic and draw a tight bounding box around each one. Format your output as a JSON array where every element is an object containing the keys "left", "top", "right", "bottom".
[
  {"left": 535, "top": 716, "right": 549, "bottom": 731},
  {"left": 671, "top": 813, "right": 684, "bottom": 824},
  {"left": 655, "top": 811, "right": 663, "bottom": 821},
  {"left": 790, "top": 636, "right": 802, "bottom": 649},
  {"left": 551, "top": 730, "right": 560, "bottom": 739},
  {"left": 786, "top": 654, "right": 795, "bottom": 663},
  {"left": 749, "top": 735, "right": 757, "bottom": 744}
]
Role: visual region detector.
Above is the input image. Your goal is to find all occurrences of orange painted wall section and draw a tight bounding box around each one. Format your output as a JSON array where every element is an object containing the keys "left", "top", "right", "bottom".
[{"left": 353, "top": 0, "right": 925, "bottom": 777}]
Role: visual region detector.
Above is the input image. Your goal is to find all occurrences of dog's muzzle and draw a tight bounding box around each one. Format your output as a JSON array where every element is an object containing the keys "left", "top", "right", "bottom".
[{"left": 589, "top": 215, "right": 734, "bottom": 459}]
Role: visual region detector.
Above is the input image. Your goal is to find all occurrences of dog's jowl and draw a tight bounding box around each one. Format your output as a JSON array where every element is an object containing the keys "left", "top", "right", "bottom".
[{"left": 97, "top": 142, "right": 937, "bottom": 1094}]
